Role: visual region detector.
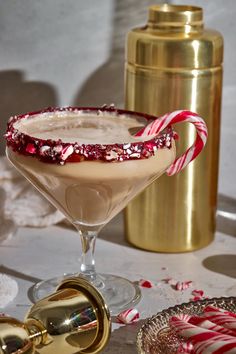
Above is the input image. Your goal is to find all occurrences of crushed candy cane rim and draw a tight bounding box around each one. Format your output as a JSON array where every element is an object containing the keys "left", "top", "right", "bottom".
[
  {"left": 136, "top": 296, "right": 236, "bottom": 354},
  {"left": 135, "top": 110, "right": 208, "bottom": 176},
  {"left": 5, "top": 106, "right": 175, "bottom": 165}
]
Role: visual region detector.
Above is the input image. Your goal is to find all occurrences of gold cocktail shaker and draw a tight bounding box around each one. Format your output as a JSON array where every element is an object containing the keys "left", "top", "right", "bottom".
[
  {"left": 0, "top": 277, "right": 111, "bottom": 354},
  {"left": 125, "top": 4, "right": 223, "bottom": 252}
]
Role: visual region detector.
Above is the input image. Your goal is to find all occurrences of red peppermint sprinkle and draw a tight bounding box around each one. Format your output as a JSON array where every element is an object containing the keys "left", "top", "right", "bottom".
[
  {"left": 191, "top": 296, "right": 203, "bottom": 302},
  {"left": 138, "top": 279, "right": 153, "bottom": 288},
  {"left": 26, "top": 143, "right": 36, "bottom": 154},
  {"left": 191, "top": 289, "right": 204, "bottom": 297},
  {"left": 116, "top": 308, "right": 139, "bottom": 324}
]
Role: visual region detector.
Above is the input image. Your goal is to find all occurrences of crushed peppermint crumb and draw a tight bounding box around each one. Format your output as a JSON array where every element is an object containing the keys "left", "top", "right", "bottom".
[
  {"left": 191, "top": 289, "right": 204, "bottom": 297},
  {"left": 138, "top": 279, "right": 154, "bottom": 288},
  {"left": 190, "top": 289, "right": 208, "bottom": 301},
  {"left": 175, "top": 281, "right": 193, "bottom": 291}
]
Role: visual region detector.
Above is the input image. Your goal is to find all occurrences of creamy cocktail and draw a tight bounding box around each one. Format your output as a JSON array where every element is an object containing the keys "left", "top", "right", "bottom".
[
  {"left": 5, "top": 107, "right": 207, "bottom": 314},
  {"left": 7, "top": 111, "right": 175, "bottom": 230}
]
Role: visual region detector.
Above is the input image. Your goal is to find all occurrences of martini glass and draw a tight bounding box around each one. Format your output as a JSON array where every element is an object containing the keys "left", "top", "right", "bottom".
[{"left": 5, "top": 106, "right": 206, "bottom": 314}]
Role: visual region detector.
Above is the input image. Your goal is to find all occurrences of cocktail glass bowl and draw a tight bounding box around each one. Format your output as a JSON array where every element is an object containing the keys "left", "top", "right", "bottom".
[{"left": 5, "top": 107, "right": 176, "bottom": 314}]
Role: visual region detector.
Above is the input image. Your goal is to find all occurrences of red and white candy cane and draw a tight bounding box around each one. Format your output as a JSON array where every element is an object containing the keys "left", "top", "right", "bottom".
[
  {"left": 177, "top": 341, "right": 193, "bottom": 353},
  {"left": 135, "top": 110, "right": 208, "bottom": 176},
  {"left": 189, "top": 316, "right": 236, "bottom": 337},
  {"left": 193, "top": 338, "right": 236, "bottom": 353},
  {"left": 203, "top": 306, "right": 236, "bottom": 331},
  {"left": 170, "top": 316, "right": 236, "bottom": 343}
]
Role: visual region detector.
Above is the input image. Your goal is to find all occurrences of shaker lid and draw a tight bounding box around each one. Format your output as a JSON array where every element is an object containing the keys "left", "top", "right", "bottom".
[
  {"left": 126, "top": 4, "right": 223, "bottom": 69},
  {"left": 148, "top": 4, "right": 203, "bottom": 30}
]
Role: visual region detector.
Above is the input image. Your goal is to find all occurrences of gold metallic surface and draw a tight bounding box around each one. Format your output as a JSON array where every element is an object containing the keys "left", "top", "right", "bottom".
[
  {"left": 0, "top": 317, "right": 34, "bottom": 354},
  {"left": 125, "top": 4, "right": 223, "bottom": 252},
  {"left": 0, "top": 277, "right": 111, "bottom": 354}
]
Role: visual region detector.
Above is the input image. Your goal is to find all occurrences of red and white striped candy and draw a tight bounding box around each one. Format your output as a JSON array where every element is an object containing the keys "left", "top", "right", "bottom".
[
  {"left": 177, "top": 313, "right": 192, "bottom": 322},
  {"left": 175, "top": 281, "right": 193, "bottom": 291},
  {"left": 177, "top": 341, "right": 194, "bottom": 353},
  {"left": 170, "top": 316, "right": 236, "bottom": 343},
  {"left": 204, "top": 306, "right": 236, "bottom": 319},
  {"left": 192, "top": 336, "right": 236, "bottom": 353},
  {"left": 203, "top": 306, "right": 236, "bottom": 331},
  {"left": 116, "top": 308, "right": 140, "bottom": 324},
  {"left": 135, "top": 110, "right": 208, "bottom": 176},
  {"left": 170, "top": 316, "right": 236, "bottom": 353},
  {"left": 191, "top": 289, "right": 205, "bottom": 298},
  {"left": 189, "top": 316, "right": 236, "bottom": 337}
]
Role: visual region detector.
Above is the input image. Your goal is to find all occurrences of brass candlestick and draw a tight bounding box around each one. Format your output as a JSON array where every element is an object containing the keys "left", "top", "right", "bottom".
[{"left": 0, "top": 277, "right": 111, "bottom": 354}]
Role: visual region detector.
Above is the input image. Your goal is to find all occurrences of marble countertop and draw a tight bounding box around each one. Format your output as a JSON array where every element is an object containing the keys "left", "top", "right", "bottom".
[{"left": 1, "top": 213, "right": 236, "bottom": 353}]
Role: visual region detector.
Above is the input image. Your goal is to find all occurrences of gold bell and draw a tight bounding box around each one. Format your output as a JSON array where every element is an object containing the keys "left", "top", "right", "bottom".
[{"left": 0, "top": 277, "right": 111, "bottom": 354}]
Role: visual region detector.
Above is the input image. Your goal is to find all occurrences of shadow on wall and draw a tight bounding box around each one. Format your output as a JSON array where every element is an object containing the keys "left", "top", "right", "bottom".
[
  {"left": 73, "top": 0, "right": 159, "bottom": 107},
  {"left": 0, "top": 70, "right": 58, "bottom": 155}
]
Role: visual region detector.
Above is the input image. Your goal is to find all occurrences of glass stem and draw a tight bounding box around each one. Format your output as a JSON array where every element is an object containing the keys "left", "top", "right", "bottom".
[{"left": 79, "top": 230, "right": 97, "bottom": 282}]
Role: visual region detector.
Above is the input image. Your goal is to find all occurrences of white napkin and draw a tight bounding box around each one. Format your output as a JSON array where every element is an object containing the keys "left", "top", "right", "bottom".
[
  {"left": 0, "top": 157, "right": 66, "bottom": 308},
  {"left": 0, "top": 273, "right": 18, "bottom": 308},
  {"left": 0, "top": 156, "right": 65, "bottom": 237}
]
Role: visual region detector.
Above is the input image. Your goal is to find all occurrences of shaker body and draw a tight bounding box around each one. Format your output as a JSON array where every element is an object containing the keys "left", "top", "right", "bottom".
[{"left": 125, "top": 5, "right": 223, "bottom": 252}]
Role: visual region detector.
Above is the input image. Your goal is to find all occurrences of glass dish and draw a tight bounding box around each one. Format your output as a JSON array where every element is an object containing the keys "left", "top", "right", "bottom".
[{"left": 137, "top": 296, "right": 236, "bottom": 354}]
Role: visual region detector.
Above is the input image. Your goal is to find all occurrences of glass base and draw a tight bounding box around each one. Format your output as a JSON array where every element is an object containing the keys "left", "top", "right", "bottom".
[{"left": 31, "top": 273, "right": 141, "bottom": 315}]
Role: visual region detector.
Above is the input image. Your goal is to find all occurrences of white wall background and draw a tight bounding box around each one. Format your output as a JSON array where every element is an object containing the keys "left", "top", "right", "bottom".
[{"left": 0, "top": 0, "right": 236, "bottom": 199}]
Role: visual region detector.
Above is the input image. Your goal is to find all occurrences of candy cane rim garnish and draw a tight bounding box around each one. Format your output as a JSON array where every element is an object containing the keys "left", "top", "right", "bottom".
[{"left": 135, "top": 110, "right": 208, "bottom": 176}]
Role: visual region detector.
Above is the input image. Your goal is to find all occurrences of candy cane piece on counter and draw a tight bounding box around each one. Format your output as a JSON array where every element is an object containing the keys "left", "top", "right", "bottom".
[
  {"left": 116, "top": 308, "right": 140, "bottom": 324},
  {"left": 135, "top": 110, "right": 208, "bottom": 176}
]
